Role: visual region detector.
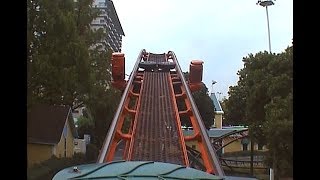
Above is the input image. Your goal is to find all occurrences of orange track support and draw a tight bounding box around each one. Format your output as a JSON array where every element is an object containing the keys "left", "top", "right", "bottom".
[
  {"left": 168, "top": 72, "right": 189, "bottom": 166},
  {"left": 97, "top": 49, "right": 224, "bottom": 176}
]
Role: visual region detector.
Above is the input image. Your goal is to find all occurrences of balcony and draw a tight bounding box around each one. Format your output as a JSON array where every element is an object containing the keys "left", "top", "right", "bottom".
[
  {"left": 98, "top": 12, "right": 108, "bottom": 17},
  {"left": 93, "top": 3, "right": 108, "bottom": 9}
]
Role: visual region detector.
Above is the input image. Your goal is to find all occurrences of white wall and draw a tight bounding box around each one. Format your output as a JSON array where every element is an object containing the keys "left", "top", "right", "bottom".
[{"left": 74, "top": 139, "right": 86, "bottom": 154}]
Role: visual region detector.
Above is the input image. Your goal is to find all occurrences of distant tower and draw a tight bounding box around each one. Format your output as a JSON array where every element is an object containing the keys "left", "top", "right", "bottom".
[
  {"left": 211, "top": 80, "right": 217, "bottom": 94},
  {"left": 209, "top": 80, "right": 224, "bottom": 128},
  {"left": 210, "top": 93, "right": 224, "bottom": 129}
]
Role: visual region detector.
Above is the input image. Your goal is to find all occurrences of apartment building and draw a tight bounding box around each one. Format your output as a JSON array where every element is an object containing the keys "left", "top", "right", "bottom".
[{"left": 91, "top": 0, "right": 125, "bottom": 52}]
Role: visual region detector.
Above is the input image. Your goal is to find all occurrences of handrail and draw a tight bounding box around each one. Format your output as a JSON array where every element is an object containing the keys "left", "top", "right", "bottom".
[
  {"left": 168, "top": 51, "right": 225, "bottom": 176},
  {"left": 97, "top": 49, "right": 146, "bottom": 163}
]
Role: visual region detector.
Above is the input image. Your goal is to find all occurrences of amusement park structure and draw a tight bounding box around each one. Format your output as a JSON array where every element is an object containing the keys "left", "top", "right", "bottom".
[{"left": 53, "top": 50, "right": 254, "bottom": 179}]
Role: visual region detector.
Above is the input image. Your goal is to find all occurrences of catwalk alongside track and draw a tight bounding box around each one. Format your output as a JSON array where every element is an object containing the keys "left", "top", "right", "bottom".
[
  {"left": 130, "top": 54, "right": 184, "bottom": 165},
  {"left": 97, "top": 50, "right": 224, "bottom": 176}
]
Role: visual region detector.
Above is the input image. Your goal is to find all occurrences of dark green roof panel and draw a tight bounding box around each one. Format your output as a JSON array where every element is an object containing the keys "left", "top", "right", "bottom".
[
  {"left": 210, "top": 93, "right": 223, "bottom": 112},
  {"left": 53, "top": 161, "right": 223, "bottom": 180},
  {"left": 183, "top": 129, "right": 236, "bottom": 138}
]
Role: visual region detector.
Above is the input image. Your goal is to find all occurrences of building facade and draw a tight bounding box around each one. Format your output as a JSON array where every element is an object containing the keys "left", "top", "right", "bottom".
[
  {"left": 91, "top": 0, "right": 125, "bottom": 52},
  {"left": 183, "top": 92, "right": 267, "bottom": 155},
  {"left": 27, "top": 105, "right": 78, "bottom": 167}
]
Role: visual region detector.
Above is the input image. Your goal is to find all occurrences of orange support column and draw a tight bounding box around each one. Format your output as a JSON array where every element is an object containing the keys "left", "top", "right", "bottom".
[
  {"left": 111, "top": 53, "right": 127, "bottom": 90},
  {"left": 189, "top": 60, "right": 204, "bottom": 92}
]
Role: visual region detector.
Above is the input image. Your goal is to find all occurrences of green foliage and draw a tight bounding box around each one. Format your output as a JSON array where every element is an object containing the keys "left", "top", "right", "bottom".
[
  {"left": 192, "top": 84, "right": 215, "bottom": 129},
  {"left": 223, "top": 84, "right": 247, "bottom": 126},
  {"left": 224, "top": 45, "right": 293, "bottom": 178},
  {"left": 27, "top": 0, "right": 122, "bottom": 150},
  {"left": 27, "top": 0, "right": 112, "bottom": 107},
  {"left": 77, "top": 115, "right": 94, "bottom": 127},
  {"left": 180, "top": 72, "right": 215, "bottom": 129},
  {"left": 28, "top": 0, "right": 91, "bottom": 107},
  {"left": 76, "top": 116, "right": 94, "bottom": 138},
  {"left": 264, "top": 95, "right": 293, "bottom": 177},
  {"left": 86, "top": 143, "right": 99, "bottom": 162},
  {"left": 86, "top": 87, "right": 121, "bottom": 147},
  {"left": 27, "top": 154, "right": 87, "bottom": 180}
]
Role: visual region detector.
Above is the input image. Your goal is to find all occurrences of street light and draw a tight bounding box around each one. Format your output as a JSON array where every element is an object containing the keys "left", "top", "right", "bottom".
[
  {"left": 211, "top": 80, "right": 217, "bottom": 94},
  {"left": 217, "top": 92, "right": 223, "bottom": 101},
  {"left": 256, "top": 0, "right": 275, "bottom": 54}
]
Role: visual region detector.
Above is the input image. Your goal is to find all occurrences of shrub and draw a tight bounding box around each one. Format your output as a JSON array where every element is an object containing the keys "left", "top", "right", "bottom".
[
  {"left": 86, "top": 143, "right": 99, "bottom": 162},
  {"left": 27, "top": 154, "right": 87, "bottom": 180}
]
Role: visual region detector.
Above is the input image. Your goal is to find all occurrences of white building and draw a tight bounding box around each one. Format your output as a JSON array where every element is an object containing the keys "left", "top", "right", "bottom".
[
  {"left": 74, "top": 138, "right": 86, "bottom": 154},
  {"left": 91, "top": 0, "right": 125, "bottom": 52}
]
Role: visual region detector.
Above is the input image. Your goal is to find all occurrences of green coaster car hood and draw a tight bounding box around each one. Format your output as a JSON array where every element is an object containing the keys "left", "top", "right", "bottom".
[{"left": 52, "top": 160, "right": 224, "bottom": 180}]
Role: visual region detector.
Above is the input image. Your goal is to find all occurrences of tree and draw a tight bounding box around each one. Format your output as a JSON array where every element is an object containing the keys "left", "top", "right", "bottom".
[
  {"left": 87, "top": 87, "right": 121, "bottom": 147},
  {"left": 264, "top": 94, "right": 293, "bottom": 178},
  {"left": 224, "top": 45, "right": 293, "bottom": 178},
  {"left": 223, "top": 84, "right": 247, "bottom": 126},
  {"left": 179, "top": 72, "right": 215, "bottom": 129},
  {"left": 192, "top": 85, "right": 215, "bottom": 129},
  {"left": 76, "top": 116, "right": 94, "bottom": 139},
  {"left": 263, "top": 46, "right": 293, "bottom": 178},
  {"left": 27, "top": 0, "right": 122, "bottom": 149},
  {"left": 27, "top": 0, "right": 96, "bottom": 108}
]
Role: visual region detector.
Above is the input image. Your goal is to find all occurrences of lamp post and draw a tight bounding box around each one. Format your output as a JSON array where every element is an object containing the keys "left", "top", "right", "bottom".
[
  {"left": 257, "top": 0, "right": 275, "bottom": 54},
  {"left": 211, "top": 80, "right": 217, "bottom": 94},
  {"left": 217, "top": 92, "right": 223, "bottom": 101}
]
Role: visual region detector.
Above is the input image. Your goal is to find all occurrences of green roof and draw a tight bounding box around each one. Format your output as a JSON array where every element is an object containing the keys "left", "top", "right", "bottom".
[
  {"left": 184, "top": 129, "right": 233, "bottom": 138},
  {"left": 210, "top": 93, "right": 223, "bottom": 113},
  {"left": 53, "top": 161, "right": 223, "bottom": 180},
  {"left": 183, "top": 128, "right": 248, "bottom": 138}
]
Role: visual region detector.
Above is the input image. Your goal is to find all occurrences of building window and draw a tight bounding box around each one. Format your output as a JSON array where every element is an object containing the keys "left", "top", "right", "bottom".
[
  {"left": 242, "top": 144, "right": 248, "bottom": 151},
  {"left": 100, "top": 19, "right": 105, "bottom": 23},
  {"left": 241, "top": 138, "right": 249, "bottom": 151},
  {"left": 258, "top": 144, "right": 263, "bottom": 150}
]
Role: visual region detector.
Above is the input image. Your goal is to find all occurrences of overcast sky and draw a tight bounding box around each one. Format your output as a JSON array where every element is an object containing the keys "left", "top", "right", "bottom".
[{"left": 112, "top": 0, "right": 293, "bottom": 99}]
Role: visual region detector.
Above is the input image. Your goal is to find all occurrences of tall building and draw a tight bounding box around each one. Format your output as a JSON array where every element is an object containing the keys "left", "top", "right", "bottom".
[{"left": 91, "top": 0, "right": 125, "bottom": 52}]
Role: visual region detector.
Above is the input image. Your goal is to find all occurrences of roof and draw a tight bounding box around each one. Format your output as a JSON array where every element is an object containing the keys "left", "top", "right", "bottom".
[
  {"left": 53, "top": 161, "right": 223, "bottom": 179},
  {"left": 183, "top": 127, "right": 248, "bottom": 138},
  {"left": 224, "top": 176, "right": 257, "bottom": 180},
  {"left": 184, "top": 129, "right": 233, "bottom": 138},
  {"left": 210, "top": 93, "right": 224, "bottom": 114},
  {"left": 27, "top": 104, "right": 78, "bottom": 145},
  {"left": 222, "top": 126, "right": 248, "bottom": 130}
]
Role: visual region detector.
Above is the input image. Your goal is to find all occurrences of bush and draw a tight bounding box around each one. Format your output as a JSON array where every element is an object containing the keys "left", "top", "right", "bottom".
[
  {"left": 27, "top": 154, "right": 87, "bottom": 180},
  {"left": 86, "top": 143, "right": 99, "bottom": 162},
  {"left": 27, "top": 164, "right": 51, "bottom": 180}
]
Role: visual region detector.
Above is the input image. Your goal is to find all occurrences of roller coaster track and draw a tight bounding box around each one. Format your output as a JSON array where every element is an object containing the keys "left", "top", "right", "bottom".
[{"left": 97, "top": 49, "right": 225, "bottom": 176}]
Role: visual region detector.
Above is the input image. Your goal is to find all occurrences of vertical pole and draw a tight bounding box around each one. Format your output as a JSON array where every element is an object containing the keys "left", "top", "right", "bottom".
[
  {"left": 265, "top": 6, "right": 272, "bottom": 53},
  {"left": 250, "top": 139, "right": 254, "bottom": 176},
  {"left": 270, "top": 168, "right": 274, "bottom": 180},
  {"left": 211, "top": 83, "right": 214, "bottom": 95}
]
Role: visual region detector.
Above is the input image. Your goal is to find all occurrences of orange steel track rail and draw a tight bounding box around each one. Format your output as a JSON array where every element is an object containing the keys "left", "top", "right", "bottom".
[{"left": 97, "top": 49, "right": 225, "bottom": 176}]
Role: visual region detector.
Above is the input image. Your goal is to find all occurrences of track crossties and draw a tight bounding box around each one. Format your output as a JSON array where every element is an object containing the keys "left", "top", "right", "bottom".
[{"left": 130, "top": 54, "right": 184, "bottom": 165}]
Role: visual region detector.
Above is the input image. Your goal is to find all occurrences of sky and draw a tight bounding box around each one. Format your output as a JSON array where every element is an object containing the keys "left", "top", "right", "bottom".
[{"left": 112, "top": 0, "right": 293, "bottom": 100}]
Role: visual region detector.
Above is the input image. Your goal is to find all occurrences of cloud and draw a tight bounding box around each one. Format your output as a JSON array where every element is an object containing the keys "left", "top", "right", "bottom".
[{"left": 112, "top": 0, "right": 293, "bottom": 96}]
